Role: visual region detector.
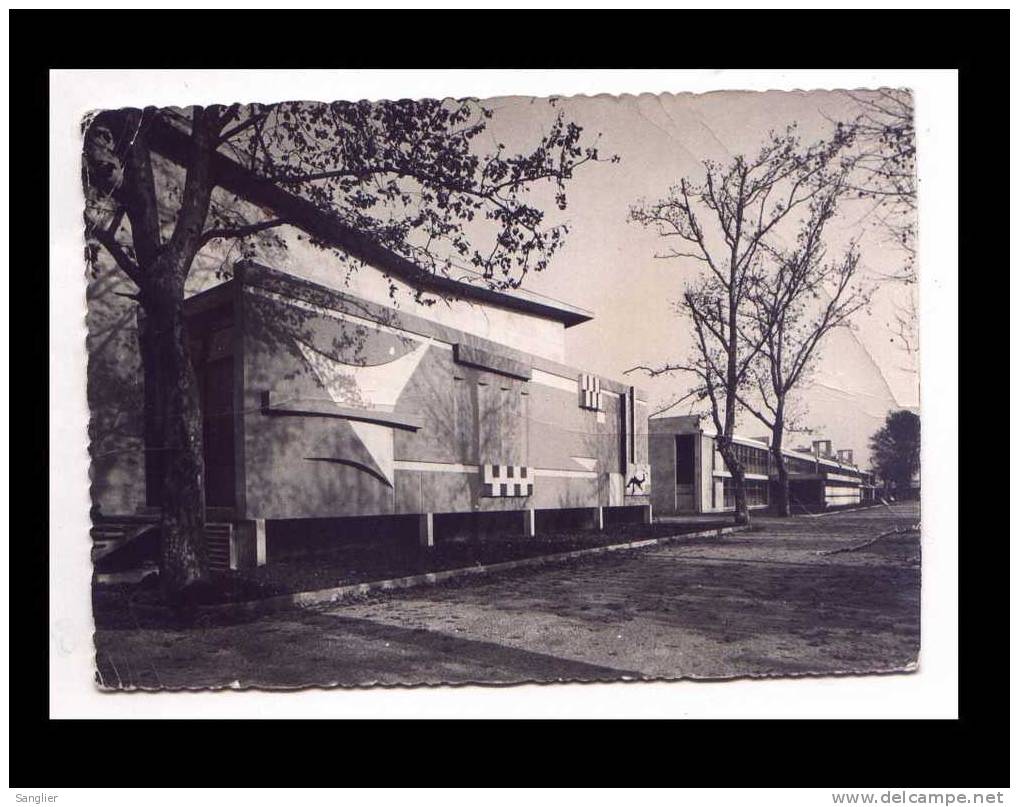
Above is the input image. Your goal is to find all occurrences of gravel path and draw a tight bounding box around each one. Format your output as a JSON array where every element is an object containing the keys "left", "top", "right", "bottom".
[{"left": 94, "top": 503, "right": 920, "bottom": 688}]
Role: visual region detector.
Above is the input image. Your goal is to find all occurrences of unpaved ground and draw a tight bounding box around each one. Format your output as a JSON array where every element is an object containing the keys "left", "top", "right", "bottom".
[{"left": 94, "top": 503, "right": 920, "bottom": 688}]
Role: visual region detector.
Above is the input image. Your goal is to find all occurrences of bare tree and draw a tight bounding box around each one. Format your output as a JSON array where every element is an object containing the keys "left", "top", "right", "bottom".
[
  {"left": 840, "top": 89, "right": 916, "bottom": 272},
  {"left": 839, "top": 89, "right": 918, "bottom": 359},
  {"left": 82, "top": 99, "right": 610, "bottom": 602},
  {"left": 629, "top": 127, "right": 850, "bottom": 524},
  {"left": 738, "top": 173, "right": 872, "bottom": 516}
]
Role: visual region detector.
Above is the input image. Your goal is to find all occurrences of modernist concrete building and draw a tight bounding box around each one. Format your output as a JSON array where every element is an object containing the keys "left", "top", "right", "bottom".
[
  {"left": 649, "top": 414, "right": 872, "bottom": 516},
  {"left": 88, "top": 116, "right": 655, "bottom": 573},
  {"left": 112, "top": 260, "right": 650, "bottom": 571}
]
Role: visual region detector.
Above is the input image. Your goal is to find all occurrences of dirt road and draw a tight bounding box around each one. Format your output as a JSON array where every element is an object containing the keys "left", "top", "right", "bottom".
[{"left": 94, "top": 503, "right": 921, "bottom": 688}]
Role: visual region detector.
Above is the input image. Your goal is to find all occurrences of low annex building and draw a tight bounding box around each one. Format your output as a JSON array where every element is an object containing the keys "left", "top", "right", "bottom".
[{"left": 649, "top": 414, "right": 873, "bottom": 516}]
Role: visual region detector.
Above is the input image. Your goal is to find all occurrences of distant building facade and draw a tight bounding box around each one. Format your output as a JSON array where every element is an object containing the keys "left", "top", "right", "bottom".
[{"left": 649, "top": 414, "right": 874, "bottom": 516}]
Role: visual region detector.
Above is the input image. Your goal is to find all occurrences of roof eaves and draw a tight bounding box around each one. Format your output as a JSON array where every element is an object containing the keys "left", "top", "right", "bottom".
[{"left": 147, "top": 113, "right": 593, "bottom": 329}]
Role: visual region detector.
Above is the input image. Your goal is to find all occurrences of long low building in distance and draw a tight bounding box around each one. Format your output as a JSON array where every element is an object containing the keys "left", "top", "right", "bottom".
[{"left": 649, "top": 414, "right": 875, "bottom": 516}]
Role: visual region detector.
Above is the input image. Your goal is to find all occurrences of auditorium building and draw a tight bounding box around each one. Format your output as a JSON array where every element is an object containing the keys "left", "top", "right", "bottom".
[
  {"left": 87, "top": 114, "right": 655, "bottom": 573},
  {"left": 92, "top": 255, "right": 651, "bottom": 572}
]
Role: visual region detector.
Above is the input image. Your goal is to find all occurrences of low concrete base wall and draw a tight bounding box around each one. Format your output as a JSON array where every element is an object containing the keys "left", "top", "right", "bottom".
[{"left": 199, "top": 523, "right": 748, "bottom": 620}]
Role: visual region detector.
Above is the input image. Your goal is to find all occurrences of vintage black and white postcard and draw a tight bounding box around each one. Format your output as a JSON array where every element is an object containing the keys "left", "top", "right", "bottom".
[{"left": 78, "top": 79, "right": 922, "bottom": 691}]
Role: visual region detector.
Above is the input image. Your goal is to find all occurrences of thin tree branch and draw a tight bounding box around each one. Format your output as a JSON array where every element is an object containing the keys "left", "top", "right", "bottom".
[{"left": 199, "top": 218, "right": 288, "bottom": 248}]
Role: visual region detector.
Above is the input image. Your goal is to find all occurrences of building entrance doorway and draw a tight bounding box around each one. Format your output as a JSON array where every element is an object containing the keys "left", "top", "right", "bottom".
[{"left": 674, "top": 433, "right": 697, "bottom": 512}]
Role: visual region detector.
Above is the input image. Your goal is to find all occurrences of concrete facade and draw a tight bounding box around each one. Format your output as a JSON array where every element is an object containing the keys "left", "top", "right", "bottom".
[{"left": 172, "top": 262, "right": 650, "bottom": 562}]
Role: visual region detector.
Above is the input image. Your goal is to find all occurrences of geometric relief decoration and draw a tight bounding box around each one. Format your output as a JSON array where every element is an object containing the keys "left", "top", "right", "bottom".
[
  {"left": 624, "top": 463, "right": 650, "bottom": 496},
  {"left": 295, "top": 337, "right": 430, "bottom": 487},
  {"left": 296, "top": 337, "right": 428, "bottom": 411},
  {"left": 304, "top": 420, "right": 394, "bottom": 487},
  {"left": 578, "top": 373, "right": 602, "bottom": 410},
  {"left": 348, "top": 420, "right": 395, "bottom": 486},
  {"left": 482, "top": 464, "right": 534, "bottom": 497}
]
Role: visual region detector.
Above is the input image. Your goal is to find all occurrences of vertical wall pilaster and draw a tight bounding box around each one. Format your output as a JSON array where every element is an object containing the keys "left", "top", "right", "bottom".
[
  {"left": 523, "top": 508, "right": 536, "bottom": 537},
  {"left": 231, "top": 518, "right": 267, "bottom": 569},
  {"left": 418, "top": 512, "right": 435, "bottom": 548}
]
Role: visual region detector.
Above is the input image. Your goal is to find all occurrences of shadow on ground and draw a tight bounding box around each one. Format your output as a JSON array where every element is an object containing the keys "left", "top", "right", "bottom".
[{"left": 94, "top": 503, "right": 921, "bottom": 687}]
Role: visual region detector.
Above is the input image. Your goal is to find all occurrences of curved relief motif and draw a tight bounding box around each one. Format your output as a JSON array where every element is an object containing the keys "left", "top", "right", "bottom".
[{"left": 295, "top": 336, "right": 431, "bottom": 487}]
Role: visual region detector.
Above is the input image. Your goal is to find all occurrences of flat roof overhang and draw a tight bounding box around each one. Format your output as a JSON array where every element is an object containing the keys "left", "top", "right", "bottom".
[{"left": 146, "top": 114, "right": 593, "bottom": 329}]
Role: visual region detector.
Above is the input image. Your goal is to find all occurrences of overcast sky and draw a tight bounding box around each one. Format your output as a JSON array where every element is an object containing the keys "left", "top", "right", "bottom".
[
  {"left": 181, "top": 86, "right": 919, "bottom": 466},
  {"left": 479, "top": 90, "right": 919, "bottom": 418}
]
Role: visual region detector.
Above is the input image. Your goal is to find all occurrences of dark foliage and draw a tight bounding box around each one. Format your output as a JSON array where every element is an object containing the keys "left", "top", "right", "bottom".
[{"left": 869, "top": 409, "right": 920, "bottom": 491}]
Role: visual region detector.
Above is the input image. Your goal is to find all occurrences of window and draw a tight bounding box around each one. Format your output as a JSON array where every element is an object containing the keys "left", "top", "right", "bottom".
[
  {"left": 722, "top": 477, "right": 770, "bottom": 508},
  {"left": 785, "top": 454, "right": 816, "bottom": 474},
  {"left": 731, "top": 443, "right": 770, "bottom": 476},
  {"left": 713, "top": 442, "right": 769, "bottom": 475}
]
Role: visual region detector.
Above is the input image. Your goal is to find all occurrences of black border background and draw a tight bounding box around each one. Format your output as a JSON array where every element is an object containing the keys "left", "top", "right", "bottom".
[{"left": 12, "top": 8, "right": 1004, "bottom": 787}]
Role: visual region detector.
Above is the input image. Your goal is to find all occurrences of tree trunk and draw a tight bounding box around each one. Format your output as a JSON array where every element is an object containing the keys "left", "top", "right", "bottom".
[
  {"left": 141, "top": 275, "right": 210, "bottom": 603},
  {"left": 731, "top": 467, "right": 750, "bottom": 525},
  {"left": 717, "top": 441, "right": 750, "bottom": 526},
  {"left": 770, "top": 421, "right": 791, "bottom": 517},
  {"left": 94, "top": 106, "right": 219, "bottom": 604},
  {"left": 138, "top": 307, "right": 166, "bottom": 508}
]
